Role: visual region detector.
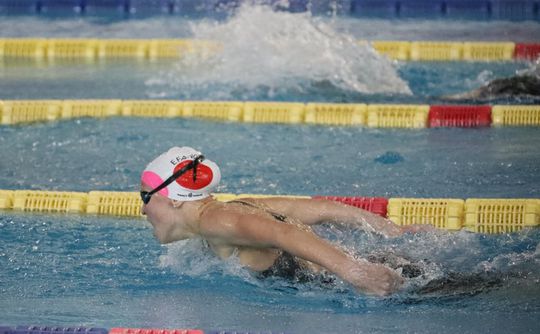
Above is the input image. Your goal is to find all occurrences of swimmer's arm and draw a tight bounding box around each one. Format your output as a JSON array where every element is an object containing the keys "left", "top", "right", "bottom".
[
  {"left": 201, "top": 211, "right": 403, "bottom": 296},
  {"left": 253, "top": 197, "right": 406, "bottom": 238}
]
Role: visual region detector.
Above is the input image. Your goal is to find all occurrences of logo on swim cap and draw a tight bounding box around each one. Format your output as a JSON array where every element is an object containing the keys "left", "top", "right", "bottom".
[
  {"left": 141, "top": 146, "right": 221, "bottom": 201},
  {"left": 174, "top": 160, "right": 214, "bottom": 190}
]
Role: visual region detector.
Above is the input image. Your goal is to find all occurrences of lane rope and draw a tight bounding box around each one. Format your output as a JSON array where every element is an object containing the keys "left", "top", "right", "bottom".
[
  {"left": 1, "top": 100, "right": 539, "bottom": 127},
  {"left": 1, "top": 189, "right": 538, "bottom": 234},
  {"left": 0, "top": 38, "right": 539, "bottom": 61}
]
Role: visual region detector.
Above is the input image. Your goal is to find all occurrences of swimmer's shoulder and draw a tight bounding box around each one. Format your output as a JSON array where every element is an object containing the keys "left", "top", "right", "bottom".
[
  {"left": 198, "top": 200, "right": 250, "bottom": 239},
  {"left": 199, "top": 199, "right": 291, "bottom": 242}
]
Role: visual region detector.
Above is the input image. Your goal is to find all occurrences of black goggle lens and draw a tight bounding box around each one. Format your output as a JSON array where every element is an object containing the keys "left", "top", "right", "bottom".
[{"left": 140, "top": 191, "right": 151, "bottom": 204}]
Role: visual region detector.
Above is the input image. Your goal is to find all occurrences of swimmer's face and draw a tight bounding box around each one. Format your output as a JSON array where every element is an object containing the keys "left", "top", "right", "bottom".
[{"left": 140, "top": 183, "right": 177, "bottom": 244}]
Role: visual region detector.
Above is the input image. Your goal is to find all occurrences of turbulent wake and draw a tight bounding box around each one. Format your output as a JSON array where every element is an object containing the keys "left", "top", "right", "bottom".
[{"left": 146, "top": 3, "right": 412, "bottom": 99}]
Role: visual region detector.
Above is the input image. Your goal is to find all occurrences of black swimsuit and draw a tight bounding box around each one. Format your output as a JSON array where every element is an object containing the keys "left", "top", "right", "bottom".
[
  {"left": 227, "top": 200, "right": 313, "bottom": 282},
  {"left": 227, "top": 200, "right": 288, "bottom": 222}
]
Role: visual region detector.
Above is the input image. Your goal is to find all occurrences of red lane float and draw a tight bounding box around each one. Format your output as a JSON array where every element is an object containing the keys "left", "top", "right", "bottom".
[
  {"left": 110, "top": 329, "right": 203, "bottom": 334},
  {"left": 428, "top": 105, "right": 492, "bottom": 128},
  {"left": 514, "top": 43, "right": 540, "bottom": 60},
  {"left": 313, "top": 196, "right": 389, "bottom": 217}
]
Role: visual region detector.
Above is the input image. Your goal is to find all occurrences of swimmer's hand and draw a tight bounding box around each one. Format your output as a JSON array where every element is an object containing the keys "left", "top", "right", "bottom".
[{"left": 343, "top": 260, "right": 404, "bottom": 296}]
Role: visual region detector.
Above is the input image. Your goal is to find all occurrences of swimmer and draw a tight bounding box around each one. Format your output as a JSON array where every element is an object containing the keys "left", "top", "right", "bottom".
[
  {"left": 443, "top": 58, "right": 540, "bottom": 101},
  {"left": 140, "top": 146, "right": 436, "bottom": 296}
]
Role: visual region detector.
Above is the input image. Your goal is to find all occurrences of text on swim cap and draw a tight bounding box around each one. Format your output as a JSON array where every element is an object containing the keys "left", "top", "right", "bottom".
[
  {"left": 170, "top": 153, "right": 199, "bottom": 166},
  {"left": 176, "top": 192, "right": 203, "bottom": 198}
]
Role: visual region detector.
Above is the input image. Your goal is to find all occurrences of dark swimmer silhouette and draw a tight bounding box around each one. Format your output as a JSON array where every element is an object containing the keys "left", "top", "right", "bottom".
[{"left": 443, "top": 58, "right": 540, "bottom": 101}]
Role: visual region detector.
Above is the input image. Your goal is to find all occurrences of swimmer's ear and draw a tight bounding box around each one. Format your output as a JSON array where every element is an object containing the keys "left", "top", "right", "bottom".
[{"left": 171, "top": 200, "right": 185, "bottom": 208}]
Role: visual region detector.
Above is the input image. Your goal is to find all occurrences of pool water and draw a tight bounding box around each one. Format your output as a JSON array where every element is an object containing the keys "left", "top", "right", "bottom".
[
  {"left": 0, "top": 118, "right": 539, "bottom": 198},
  {"left": 1, "top": 4, "right": 540, "bottom": 334},
  {"left": 1, "top": 211, "right": 539, "bottom": 333}
]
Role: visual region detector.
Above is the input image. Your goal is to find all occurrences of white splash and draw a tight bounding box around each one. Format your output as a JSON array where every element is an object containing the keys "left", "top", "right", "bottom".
[
  {"left": 476, "top": 249, "right": 540, "bottom": 273},
  {"left": 149, "top": 4, "right": 411, "bottom": 97},
  {"left": 517, "top": 56, "right": 540, "bottom": 78},
  {"left": 158, "top": 238, "right": 256, "bottom": 282}
]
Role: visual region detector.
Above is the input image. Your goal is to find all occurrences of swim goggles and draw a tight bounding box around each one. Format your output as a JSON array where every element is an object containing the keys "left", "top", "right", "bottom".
[{"left": 140, "top": 154, "right": 205, "bottom": 204}]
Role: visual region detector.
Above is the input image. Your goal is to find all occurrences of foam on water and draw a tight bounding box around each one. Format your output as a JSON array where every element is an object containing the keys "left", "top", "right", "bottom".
[
  {"left": 159, "top": 238, "right": 259, "bottom": 283},
  {"left": 146, "top": 4, "right": 411, "bottom": 99},
  {"left": 517, "top": 57, "right": 540, "bottom": 78}
]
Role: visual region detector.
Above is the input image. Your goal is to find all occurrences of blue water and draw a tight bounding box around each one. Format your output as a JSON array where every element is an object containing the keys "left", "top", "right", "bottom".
[
  {"left": 0, "top": 211, "right": 539, "bottom": 333},
  {"left": 1, "top": 4, "right": 540, "bottom": 334},
  {"left": 0, "top": 118, "right": 539, "bottom": 199}
]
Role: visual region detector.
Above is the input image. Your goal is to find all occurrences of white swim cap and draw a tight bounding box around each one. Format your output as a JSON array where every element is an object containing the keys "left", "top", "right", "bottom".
[{"left": 141, "top": 146, "right": 221, "bottom": 201}]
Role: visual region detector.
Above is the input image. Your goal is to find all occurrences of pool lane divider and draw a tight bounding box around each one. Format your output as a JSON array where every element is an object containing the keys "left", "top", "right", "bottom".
[
  {"left": 0, "top": 38, "right": 539, "bottom": 61},
  {"left": 0, "top": 326, "right": 287, "bottom": 334},
  {"left": 0, "top": 189, "right": 538, "bottom": 234},
  {"left": 1, "top": 100, "right": 539, "bottom": 127}
]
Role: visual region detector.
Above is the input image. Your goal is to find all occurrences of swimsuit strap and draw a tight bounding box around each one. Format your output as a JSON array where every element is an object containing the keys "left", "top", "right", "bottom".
[{"left": 227, "top": 200, "right": 288, "bottom": 223}]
